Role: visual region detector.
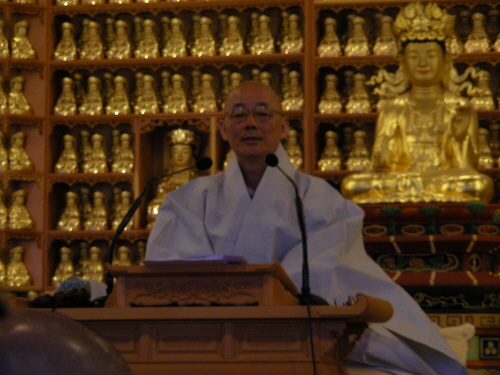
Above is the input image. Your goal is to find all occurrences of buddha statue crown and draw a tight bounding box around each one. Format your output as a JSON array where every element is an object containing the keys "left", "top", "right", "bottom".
[
  {"left": 168, "top": 128, "right": 198, "bottom": 148},
  {"left": 393, "top": 2, "right": 455, "bottom": 43}
]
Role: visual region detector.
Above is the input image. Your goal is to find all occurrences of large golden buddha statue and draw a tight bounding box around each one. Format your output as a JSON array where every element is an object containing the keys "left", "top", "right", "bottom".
[{"left": 341, "top": 2, "right": 493, "bottom": 204}]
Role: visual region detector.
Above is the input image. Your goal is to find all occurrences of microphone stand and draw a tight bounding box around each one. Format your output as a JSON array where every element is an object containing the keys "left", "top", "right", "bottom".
[{"left": 105, "top": 158, "right": 212, "bottom": 299}]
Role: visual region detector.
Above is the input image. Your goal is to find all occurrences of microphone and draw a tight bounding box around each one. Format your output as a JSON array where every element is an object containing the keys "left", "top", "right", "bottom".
[
  {"left": 265, "top": 153, "right": 328, "bottom": 306},
  {"left": 104, "top": 156, "right": 213, "bottom": 298}
]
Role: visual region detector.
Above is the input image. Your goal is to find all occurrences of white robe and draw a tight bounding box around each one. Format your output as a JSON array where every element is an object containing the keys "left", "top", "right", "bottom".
[{"left": 146, "top": 144, "right": 466, "bottom": 375}]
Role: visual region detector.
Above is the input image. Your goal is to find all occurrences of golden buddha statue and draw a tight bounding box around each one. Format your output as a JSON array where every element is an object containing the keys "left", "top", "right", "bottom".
[
  {"left": 477, "top": 128, "right": 494, "bottom": 169},
  {"left": 0, "top": 189, "right": 8, "bottom": 229},
  {"left": 318, "top": 74, "right": 342, "bottom": 114},
  {"left": 78, "top": 76, "right": 103, "bottom": 115},
  {"left": 55, "top": 134, "right": 78, "bottom": 173},
  {"left": 8, "top": 189, "right": 33, "bottom": 229},
  {"left": 345, "top": 130, "right": 371, "bottom": 171},
  {"left": 11, "top": 20, "right": 35, "bottom": 59},
  {"left": 111, "top": 133, "right": 134, "bottom": 173},
  {"left": 54, "top": 22, "right": 76, "bottom": 61},
  {"left": 5, "top": 246, "right": 31, "bottom": 287},
  {"left": 249, "top": 14, "right": 275, "bottom": 55},
  {"left": 105, "top": 75, "right": 130, "bottom": 115},
  {"left": 83, "top": 191, "right": 108, "bottom": 231},
  {"left": 82, "top": 246, "right": 104, "bottom": 282},
  {"left": 464, "top": 13, "right": 490, "bottom": 53},
  {"left": 8, "top": 76, "right": 31, "bottom": 115},
  {"left": 79, "top": 20, "right": 103, "bottom": 60},
  {"left": 147, "top": 128, "right": 199, "bottom": 228},
  {"left": 0, "top": 20, "right": 9, "bottom": 58},
  {"left": 345, "top": 73, "right": 371, "bottom": 114},
  {"left": 0, "top": 131, "right": 8, "bottom": 170},
  {"left": 469, "top": 70, "right": 495, "bottom": 111},
  {"left": 0, "top": 77, "right": 7, "bottom": 114},
  {"left": 9, "top": 132, "right": 33, "bottom": 171},
  {"left": 281, "top": 70, "right": 304, "bottom": 111},
  {"left": 56, "top": 0, "right": 78, "bottom": 5},
  {"left": 191, "top": 73, "right": 217, "bottom": 113},
  {"left": 134, "top": 74, "right": 158, "bottom": 114},
  {"left": 345, "top": 16, "right": 370, "bottom": 57},
  {"left": 341, "top": 2, "right": 494, "bottom": 204},
  {"left": 54, "top": 77, "right": 77, "bottom": 116},
  {"left": 317, "top": 17, "right": 341, "bottom": 57},
  {"left": 218, "top": 15, "right": 244, "bottom": 56},
  {"left": 162, "top": 73, "right": 187, "bottom": 113},
  {"left": 79, "top": 188, "right": 92, "bottom": 226},
  {"left": 51, "top": 247, "right": 75, "bottom": 286},
  {"left": 373, "top": 15, "right": 398, "bottom": 56},
  {"left": 76, "top": 242, "right": 89, "bottom": 277},
  {"left": 189, "top": 16, "right": 216, "bottom": 57},
  {"left": 317, "top": 130, "right": 342, "bottom": 171},
  {"left": 80, "top": 130, "right": 92, "bottom": 166},
  {"left": 280, "top": 13, "right": 303, "bottom": 54},
  {"left": 160, "top": 71, "right": 171, "bottom": 107},
  {"left": 284, "top": 129, "right": 303, "bottom": 169},
  {"left": 82, "top": 133, "right": 107, "bottom": 173},
  {"left": 134, "top": 19, "right": 159, "bottom": 59},
  {"left": 57, "top": 191, "right": 81, "bottom": 231},
  {"left": 111, "top": 190, "right": 133, "bottom": 230},
  {"left": 162, "top": 17, "right": 187, "bottom": 57},
  {"left": 106, "top": 20, "right": 131, "bottom": 59},
  {"left": 113, "top": 246, "right": 132, "bottom": 266}
]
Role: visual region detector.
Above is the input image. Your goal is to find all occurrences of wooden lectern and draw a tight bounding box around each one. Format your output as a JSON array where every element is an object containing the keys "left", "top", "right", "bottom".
[{"left": 58, "top": 262, "right": 393, "bottom": 375}]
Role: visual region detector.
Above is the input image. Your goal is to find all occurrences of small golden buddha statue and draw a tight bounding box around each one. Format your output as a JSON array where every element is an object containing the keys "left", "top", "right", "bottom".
[
  {"left": 56, "top": 0, "right": 78, "bottom": 5},
  {"left": 111, "top": 190, "right": 133, "bottom": 230},
  {"left": 8, "top": 76, "right": 32, "bottom": 115},
  {"left": 57, "top": 191, "right": 81, "bottom": 231},
  {"left": 469, "top": 70, "right": 495, "bottom": 111},
  {"left": 345, "top": 130, "right": 371, "bottom": 171},
  {"left": 11, "top": 20, "right": 35, "bottom": 59},
  {"left": 345, "top": 73, "right": 371, "bottom": 114},
  {"left": 136, "top": 241, "right": 146, "bottom": 265},
  {"left": 341, "top": 2, "right": 494, "bottom": 204},
  {"left": 0, "top": 77, "right": 7, "bottom": 114},
  {"left": 8, "top": 189, "right": 34, "bottom": 229},
  {"left": 464, "top": 13, "right": 491, "bottom": 53},
  {"left": 191, "top": 73, "right": 217, "bottom": 113},
  {"left": 82, "top": 246, "right": 104, "bottom": 283},
  {"left": 147, "top": 128, "right": 199, "bottom": 228},
  {"left": 134, "top": 19, "right": 159, "bottom": 59},
  {"left": 111, "top": 133, "right": 134, "bottom": 173},
  {"left": 0, "top": 20, "right": 9, "bottom": 58},
  {"left": 160, "top": 71, "right": 171, "bottom": 107},
  {"left": 78, "top": 76, "right": 103, "bottom": 115},
  {"left": 5, "top": 246, "right": 31, "bottom": 287},
  {"left": 83, "top": 191, "right": 108, "bottom": 231},
  {"left": 280, "top": 13, "right": 303, "bottom": 54},
  {"left": 54, "top": 77, "right": 77, "bottom": 116},
  {"left": 55, "top": 134, "right": 78, "bottom": 173},
  {"left": 106, "top": 20, "right": 131, "bottom": 59},
  {"left": 113, "top": 246, "right": 132, "bottom": 266},
  {"left": 259, "top": 71, "right": 272, "bottom": 86},
  {"left": 477, "top": 128, "right": 494, "bottom": 169},
  {"left": 317, "top": 130, "right": 342, "bottom": 171},
  {"left": 189, "top": 16, "right": 216, "bottom": 57},
  {"left": 318, "top": 74, "right": 342, "bottom": 114},
  {"left": 284, "top": 129, "right": 303, "bottom": 169},
  {"left": 317, "top": 17, "right": 341, "bottom": 57},
  {"left": 102, "top": 72, "right": 114, "bottom": 107},
  {"left": 54, "top": 22, "right": 76, "bottom": 61},
  {"left": 189, "top": 69, "right": 201, "bottom": 107},
  {"left": 373, "top": 15, "right": 398, "bottom": 56},
  {"left": 9, "top": 132, "right": 33, "bottom": 171},
  {"left": 76, "top": 242, "right": 89, "bottom": 276},
  {"left": 81, "top": 0, "right": 104, "bottom": 5},
  {"left": 105, "top": 75, "right": 130, "bottom": 115},
  {"left": 219, "top": 15, "right": 244, "bottom": 56},
  {"left": 0, "top": 131, "right": 8, "bottom": 170},
  {"left": 80, "top": 130, "right": 92, "bottom": 165},
  {"left": 0, "top": 189, "right": 8, "bottom": 228},
  {"left": 134, "top": 74, "right": 158, "bottom": 114},
  {"left": 249, "top": 14, "right": 275, "bottom": 55},
  {"left": 162, "top": 73, "right": 187, "bottom": 113},
  {"left": 162, "top": 17, "right": 187, "bottom": 57},
  {"left": 82, "top": 133, "right": 107, "bottom": 173},
  {"left": 281, "top": 70, "right": 303, "bottom": 111},
  {"left": 345, "top": 16, "right": 370, "bottom": 57},
  {"left": 79, "top": 20, "right": 103, "bottom": 60},
  {"left": 51, "top": 247, "right": 75, "bottom": 286}
]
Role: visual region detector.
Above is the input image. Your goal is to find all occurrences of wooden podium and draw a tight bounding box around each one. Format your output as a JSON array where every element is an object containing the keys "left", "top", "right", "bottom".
[{"left": 57, "top": 263, "right": 393, "bottom": 375}]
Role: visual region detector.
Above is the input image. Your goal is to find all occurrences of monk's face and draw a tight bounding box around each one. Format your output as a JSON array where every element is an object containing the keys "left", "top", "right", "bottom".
[
  {"left": 219, "top": 82, "right": 289, "bottom": 161},
  {"left": 403, "top": 41, "right": 445, "bottom": 87}
]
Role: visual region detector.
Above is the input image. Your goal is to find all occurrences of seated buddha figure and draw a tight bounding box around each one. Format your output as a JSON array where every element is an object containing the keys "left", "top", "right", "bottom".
[
  {"left": 146, "top": 128, "right": 199, "bottom": 228},
  {"left": 341, "top": 2, "right": 493, "bottom": 204}
]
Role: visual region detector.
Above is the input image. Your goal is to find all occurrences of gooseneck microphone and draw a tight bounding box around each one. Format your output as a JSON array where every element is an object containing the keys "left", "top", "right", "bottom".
[
  {"left": 105, "top": 156, "right": 213, "bottom": 298},
  {"left": 265, "top": 153, "right": 328, "bottom": 306}
]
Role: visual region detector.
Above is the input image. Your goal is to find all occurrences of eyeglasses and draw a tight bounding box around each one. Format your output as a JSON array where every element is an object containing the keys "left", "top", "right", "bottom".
[{"left": 225, "top": 105, "right": 283, "bottom": 125}]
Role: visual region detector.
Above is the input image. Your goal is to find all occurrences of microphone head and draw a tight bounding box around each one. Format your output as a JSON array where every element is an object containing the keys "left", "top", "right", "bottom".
[
  {"left": 195, "top": 156, "right": 213, "bottom": 171},
  {"left": 265, "top": 153, "right": 279, "bottom": 167}
]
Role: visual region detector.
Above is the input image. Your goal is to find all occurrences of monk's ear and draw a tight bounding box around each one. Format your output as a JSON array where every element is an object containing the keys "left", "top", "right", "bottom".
[{"left": 218, "top": 118, "right": 228, "bottom": 141}]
